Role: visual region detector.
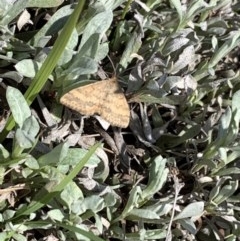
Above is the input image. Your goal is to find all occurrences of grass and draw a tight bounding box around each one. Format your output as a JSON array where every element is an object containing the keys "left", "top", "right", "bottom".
[{"left": 0, "top": 0, "right": 240, "bottom": 240}]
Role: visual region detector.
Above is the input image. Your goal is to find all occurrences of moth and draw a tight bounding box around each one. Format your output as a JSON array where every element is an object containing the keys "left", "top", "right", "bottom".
[{"left": 60, "top": 77, "right": 130, "bottom": 128}]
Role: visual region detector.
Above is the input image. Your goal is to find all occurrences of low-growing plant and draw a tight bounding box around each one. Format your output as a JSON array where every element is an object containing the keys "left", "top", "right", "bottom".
[{"left": 0, "top": 0, "right": 240, "bottom": 240}]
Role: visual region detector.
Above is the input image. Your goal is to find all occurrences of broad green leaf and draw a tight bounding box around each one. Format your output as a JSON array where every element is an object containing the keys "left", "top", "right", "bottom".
[
  {"left": 174, "top": 202, "right": 204, "bottom": 220},
  {"left": 130, "top": 91, "right": 186, "bottom": 105},
  {"left": 217, "top": 106, "right": 231, "bottom": 141},
  {"left": 147, "top": 202, "right": 173, "bottom": 217},
  {"left": 12, "top": 116, "right": 39, "bottom": 157},
  {"left": 168, "top": 45, "right": 195, "bottom": 74},
  {"left": 208, "top": 30, "right": 240, "bottom": 68},
  {"left": 215, "top": 167, "right": 240, "bottom": 176},
  {"left": 78, "top": 33, "right": 100, "bottom": 58},
  {"left": 141, "top": 156, "right": 168, "bottom": 200},
  {"left": 119, "top": 31, "right": 142, "bottom": 69},
  {"left": 12, "top": 233, "right": 27, "bottom": 241},
  {"left": 47, "top": 209, "right": 65, "bottom": 222},
  {"left": 57, "top": 28, "right": 79, "bottom": 66},
  {"left": 0, "top": 166, "right": 5, "bottom": 184},
  {"left": 112, "top": 186, "right": 142, "bottom": 223},
  {"left": 30, "top": 4, "right": 74, "bottom": 46},
  {"left": 3, "top": 209, "right": 15, "bottom": 220},
  {"left": 25, "top": 156, "right": 39, "bottom": 170},
  {"left": 95, "top": 42, "right": 109, "bottom": 61},
  {"left": 62, "top": 56, "right": 98, "bottom": 84},
  {"left": 6, "top": 86, "right": 31, "bottom": 128},
  {"left": 15, "top": 128, "right": 35, "bottom": 150},
  {"left": 0, "top": 71, "right": 23, "bottom": 83},
  {"left": 22, "top": 115, "right": 40, "bottom": 139},
  {"left": 79, "top": 10, "right": 113, "bottom": 49},
  {"left": 0, "top": 144, "right": 10, "bottom": 160},
  {"left": 209, "top": 177, "right": 231, "bottom": 202},
  {"left": 1, "top": 1, "right": 30, "bottom": 25},
  {"left": 129, "top": 208, "right": 160, "bottom": 220},
  {"left": 99, "top": 0, "right": 125, "bottom": 10},
  {"left": 0, "top": 232, "right": 8, "bottom": 240},
  {"left": 232, "top": 90, "right": 240, "bottom": 121},
  {"left": 124, "top": 229, "right": 167, "bottom": 240},
  {"left": 38, "top": 143, "right": 69, "bottom": 167},
  {"left": 163, "top": 76, "right": 182, "bottom": 91},
  {"left": 159, "top": 124, "right": 201, "bottom": 148},
  {"left": 212, "top": 181, "right": 238, "bottom": 205},
  {"left": 94, "top": 213, "right": 103, "bottom": 234},
  {"left": 60, "top": 182, "right": 83, "bottom": 210},
  {"left": 178, "top": 219, "right": 197, "bottom": 235},
  {"left": 104, "top": 192, "right": 117, "bottom": 207},
  {"left": 82, "top": 195, "right": 105, "bottom": 213},
  {"left": 211, "top": 35, "right": 218, "bottom": 50},
  {"left": 169, "top": 0, "right": 183, "bottom": 24},
  {"left": 185, "top": 0, "right": 208, "bottom": 21},
  {"left": 60, "top": 148, "right": 100, "bottom": 167},
  {"left": 28, "top": 0, "right": 64, "bottom": 8},
  {"left": 146, "top": 0, "right": 162, "bottom": 9},
  {"left": 162, "top": 37, "right": 189, "bottom": 56},
  {"left": 2, "top": 0, "right": 64, "bottom": 25},
  {"left": 225, "top": 146, "right": 240, "bottom": 165},
  {"left": 225, "top": 90, "right": 240, "bottom": 144}
]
